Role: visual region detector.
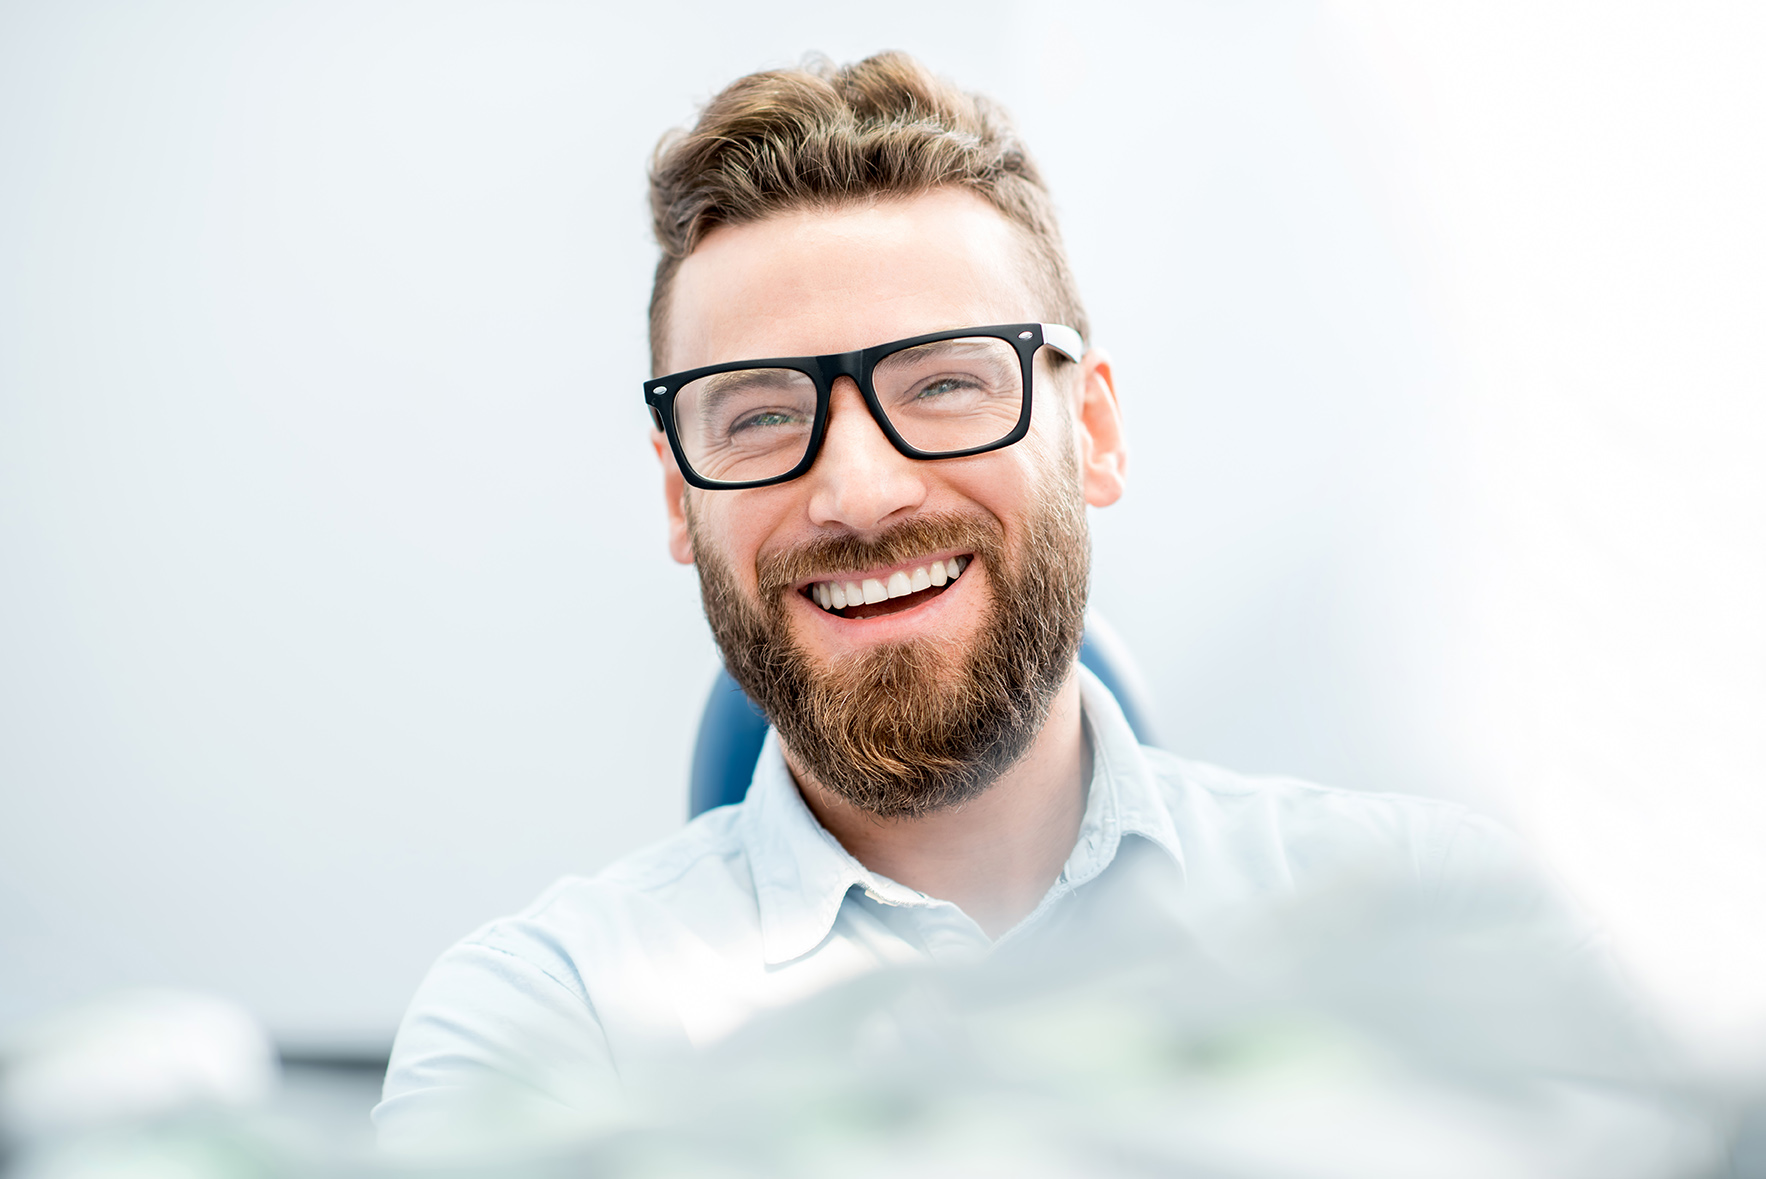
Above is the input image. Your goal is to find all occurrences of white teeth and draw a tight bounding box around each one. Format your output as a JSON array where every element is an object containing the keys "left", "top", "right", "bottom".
[{"left": 812, "top": 557, "right": 969, "bottom": 614}]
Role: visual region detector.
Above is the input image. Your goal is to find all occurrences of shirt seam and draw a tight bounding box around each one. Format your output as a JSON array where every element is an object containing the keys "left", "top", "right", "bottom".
[{"left": 455, "top": 938, "right": 600, "bottom": 1024}]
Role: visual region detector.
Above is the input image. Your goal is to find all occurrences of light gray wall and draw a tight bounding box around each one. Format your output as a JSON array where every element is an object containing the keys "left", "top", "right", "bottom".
[{"left": 6, "top": 1, "right": 1758, "bottom": 1051}]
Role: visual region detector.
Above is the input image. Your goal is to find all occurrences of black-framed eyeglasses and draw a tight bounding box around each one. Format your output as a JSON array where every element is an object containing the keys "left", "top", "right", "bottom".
[{"left": 644, "top": 322, "right": 1085, "bottom": 490}]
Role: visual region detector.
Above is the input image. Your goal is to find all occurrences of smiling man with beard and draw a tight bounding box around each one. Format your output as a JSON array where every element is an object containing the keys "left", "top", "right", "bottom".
[{"left": 373, "top": 53, "right": 1611, "bottom": 1153}]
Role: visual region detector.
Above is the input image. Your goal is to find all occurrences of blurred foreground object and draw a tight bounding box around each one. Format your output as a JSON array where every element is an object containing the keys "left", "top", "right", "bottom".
[
  {"left": 0, "top": 991, "right": 276, "bottom": 1143},
  {"left": 376, "top": 862, "right": 1738, "bottom": 1177},
  {"left": 547, "top": 877, "right": 1728, "bottom": 1178},
  {"left": 0, "top": 991, "right": 281, "bottom": 1179},
  {"left": 0, "top": 913, "right": 1753, "bottom": 1178}
]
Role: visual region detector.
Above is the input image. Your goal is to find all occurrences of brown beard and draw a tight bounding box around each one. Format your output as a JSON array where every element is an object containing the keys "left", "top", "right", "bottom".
[{"left": 690, "top": 471, "right": 1090, "bottom": 820}]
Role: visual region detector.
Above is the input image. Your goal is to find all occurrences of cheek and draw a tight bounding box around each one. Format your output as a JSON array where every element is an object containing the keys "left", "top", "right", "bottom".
[
  {"left": 1035, "top": 376, "right": 1082, "bottom": 456},
  {"left": 693, "top": 493, "right": 796, "bottom": 586},
  {"left": 964, "top": 434, "right": 1082, "bottom": 539},
  {"left": 941, "top": 452, "right": 1044, "bottom": 534},
  {"left": 1003, "top": 406, "right": 1080, "bottom": 494}
]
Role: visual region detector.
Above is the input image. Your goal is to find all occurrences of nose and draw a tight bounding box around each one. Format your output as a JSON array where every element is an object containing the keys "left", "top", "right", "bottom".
[{"left": 803, "top": 376, "right": 928, "bottom": 533}]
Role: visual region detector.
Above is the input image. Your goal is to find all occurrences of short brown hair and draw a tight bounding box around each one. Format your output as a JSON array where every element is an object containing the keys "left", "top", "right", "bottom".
[{"left": 646, "top": 51, "right": 1088, "bottom": 373}]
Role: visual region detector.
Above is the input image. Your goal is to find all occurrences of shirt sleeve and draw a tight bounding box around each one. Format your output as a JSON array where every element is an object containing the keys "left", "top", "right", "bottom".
[
  {"left": 1430, "top": 809, "right": 1601, "bottom": 947},
  {"left": 372, "top": 933, "right": 625, "bottom": 1156}
]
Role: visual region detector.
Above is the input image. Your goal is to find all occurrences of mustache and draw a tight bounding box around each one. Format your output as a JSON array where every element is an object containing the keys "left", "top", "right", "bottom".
[{"left": 754, "top": 511, "right": 1004, "bottom": 601}]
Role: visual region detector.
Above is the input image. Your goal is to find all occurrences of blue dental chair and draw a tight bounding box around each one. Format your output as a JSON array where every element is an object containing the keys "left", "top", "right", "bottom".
[{"left": 688, "top": 612, "right": 1158, "bottom": 818}]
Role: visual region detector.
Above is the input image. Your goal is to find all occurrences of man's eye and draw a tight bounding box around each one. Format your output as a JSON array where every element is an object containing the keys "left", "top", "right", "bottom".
[
  {"left": 731, "top": 409, "right": 803, "bottom": 433},
  {"left": 915, "top": 378, "right": 970, "bottom": 400}
]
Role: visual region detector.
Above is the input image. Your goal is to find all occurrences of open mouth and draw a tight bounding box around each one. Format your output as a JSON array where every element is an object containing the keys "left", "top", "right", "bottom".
[{"left": 800, "top": 555, "right": 971, "bottom": 621}]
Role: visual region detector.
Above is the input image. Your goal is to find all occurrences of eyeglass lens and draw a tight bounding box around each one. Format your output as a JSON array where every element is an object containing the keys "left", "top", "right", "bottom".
[{"left": 670, "top": 336, "right": 1024, "bottom": 484}]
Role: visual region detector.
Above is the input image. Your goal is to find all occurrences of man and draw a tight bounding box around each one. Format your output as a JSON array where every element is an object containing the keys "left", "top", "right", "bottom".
[{"left": 373, "top": 52, "right": 1602, "bottom": 1153}]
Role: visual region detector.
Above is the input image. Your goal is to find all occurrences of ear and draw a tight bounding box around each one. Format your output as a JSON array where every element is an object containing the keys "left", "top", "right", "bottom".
[
  {"left": 652, "top": 430, "right": 697, "bottom": 565},
  {"left": 1073, "top": 349, "right": 1127, "bottom": 508}
]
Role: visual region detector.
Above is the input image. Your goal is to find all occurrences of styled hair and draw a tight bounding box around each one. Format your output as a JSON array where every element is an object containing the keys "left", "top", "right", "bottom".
[{"left": 646, "top": 51, "right": 1088, "bottom": 372}]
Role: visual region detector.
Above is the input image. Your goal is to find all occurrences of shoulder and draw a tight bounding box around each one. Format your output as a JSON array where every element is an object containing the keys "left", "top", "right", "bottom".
[
  {"left": 376, "top": 806, "right": 761, "bottom": 1146},
  {"left": 1142, "top": 745, "right": 1474, "bottom": 837},
  {"left": 1140, "top": 747, "right": 1525, "bottom": 899},
  {"left": 393, "top": 805, "right": 757, "bottom": 1047},
  {"left": 461, "top": 803, "right": 759, "bottom": 982}
]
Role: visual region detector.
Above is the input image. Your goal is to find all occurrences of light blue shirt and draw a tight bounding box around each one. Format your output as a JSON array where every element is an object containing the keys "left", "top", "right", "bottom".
[{"left": 374, "top": 668, "right": 1560, "bottom": 1151}]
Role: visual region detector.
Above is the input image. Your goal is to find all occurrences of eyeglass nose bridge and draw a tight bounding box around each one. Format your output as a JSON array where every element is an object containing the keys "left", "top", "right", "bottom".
[
  {"left": 815, "top": 349, "right": 870, "bottom": 410},
  {"left": 805, "top": 347, "right": 928, "bottom": 472}
]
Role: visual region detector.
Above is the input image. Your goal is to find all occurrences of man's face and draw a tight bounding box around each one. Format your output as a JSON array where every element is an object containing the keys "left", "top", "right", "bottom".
[{"left": 655, "top": 189, "right": 1126, "bottom": 815}]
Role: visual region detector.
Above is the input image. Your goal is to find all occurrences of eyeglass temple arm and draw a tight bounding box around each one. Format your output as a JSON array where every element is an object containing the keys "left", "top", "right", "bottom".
[{"left": 1040, "top": 323, "right": 1085, "bottom": 362}]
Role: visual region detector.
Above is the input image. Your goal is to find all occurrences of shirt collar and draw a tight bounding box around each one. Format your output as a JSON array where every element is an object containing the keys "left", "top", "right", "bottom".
[
  {"left": 1060, "top": 664, "right": 1185, "bottom": 890},
  {"left": 738, "top": 664, "right": 1185, "bottom": 965},
  {"left": 739, "top": 731, "right": 883, "bottom": 965}
]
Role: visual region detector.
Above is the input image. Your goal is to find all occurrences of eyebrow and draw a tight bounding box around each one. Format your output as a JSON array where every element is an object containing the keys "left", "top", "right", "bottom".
[
  {"left": 693, "top": 368, "right": 810, "bottom": 419},
  {"left": 895, "top": 339, "right": 997, "bottom": 357},
  {"left": 875, "top": 338, "right": 1016, "bottom": 371}
]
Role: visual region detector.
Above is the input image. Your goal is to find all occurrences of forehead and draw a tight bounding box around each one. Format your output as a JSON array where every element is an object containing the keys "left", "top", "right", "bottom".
[{"left": 663, "top": 188, "right": 1041, "bottom": 373}]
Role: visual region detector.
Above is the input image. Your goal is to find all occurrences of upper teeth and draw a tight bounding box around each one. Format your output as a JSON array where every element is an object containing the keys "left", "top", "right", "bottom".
[{"left": 809, "top": 556, "right": 968, "bottom": 612}]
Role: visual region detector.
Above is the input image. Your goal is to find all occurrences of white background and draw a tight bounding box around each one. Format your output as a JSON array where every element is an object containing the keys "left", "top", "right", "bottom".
[{"left": 3, "top": 1, "right": 1761, "bottom": 1059}]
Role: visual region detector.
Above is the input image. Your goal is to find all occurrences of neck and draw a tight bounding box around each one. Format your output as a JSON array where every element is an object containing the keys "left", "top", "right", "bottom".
[{"left": 788, "top": 669, "right": 1090, "bottom": 940}]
